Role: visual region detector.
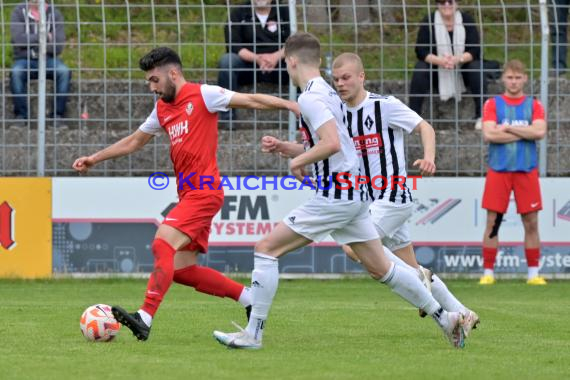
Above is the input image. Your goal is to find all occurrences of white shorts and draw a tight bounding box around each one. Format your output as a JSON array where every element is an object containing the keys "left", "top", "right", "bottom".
[
  {"left": 368, "top": 201, "right": 413, "bottom": 251},
  {"left": 283, "top": 195, "right": 379, "bottom": 245}
]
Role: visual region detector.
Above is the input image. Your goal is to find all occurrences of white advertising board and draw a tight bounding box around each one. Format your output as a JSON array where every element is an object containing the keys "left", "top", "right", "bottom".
[{"left": 53, "top": 177, "right": 570, "bottom": 245}]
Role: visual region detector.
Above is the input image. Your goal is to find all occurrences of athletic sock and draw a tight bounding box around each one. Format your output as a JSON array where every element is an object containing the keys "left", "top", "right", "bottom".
[
  {"left": 528, "top": 267, "right": 539, "bottom": 280},
  {"left": 482, "top": 247, "right": 497, "bottom": 273},
  {"left": 431, "top": 274, "right": 467, "bottom": 313},
  {"left": 431, "top": 307, "right": 451, "bottom": 328},
  {"left": 380, "top": 262, "right": 441, "bottom": 315},
  {"left": 245, "top": 252, "right": 279, "bottom": 341},
  {"left": 238, "top": 287, "right": 252, "bottom": 307},
  {"left": 381, "top": 245, "right": 418, "bottom": 275},
  {"left": 173, "top": 264, "right": 244, "bottom": 301},
  {"left": 484, "top": 268, "right": 494, "bottom": 277},
  {"left": 137, "top": 309, "right": 153, "bottom": 327},
  {"left": 141, "top": 238, "right": 176, "bottom": 317},
  {"left": 525, "top": 248, "right": 540, "bottom": 279}
]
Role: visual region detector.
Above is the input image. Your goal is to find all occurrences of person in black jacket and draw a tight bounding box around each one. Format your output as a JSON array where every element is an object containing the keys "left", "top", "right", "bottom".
[
  {"left": 409, "top": 0, "right": 486, "bottom": 122},
  {"left": 10, "top": 0, "right": 70, "bottom": 121},
  {"left": 217, "top": 0, "right": 290, "bottom": 94}
]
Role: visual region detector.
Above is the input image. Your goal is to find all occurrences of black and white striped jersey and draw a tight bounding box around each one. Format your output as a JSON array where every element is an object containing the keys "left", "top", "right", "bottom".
[
  {"left": 298, "top": 76, "right": 363, "bottom": 201},
  {"left": 345, "top": 92, "right": 423, "bottom": 205}
]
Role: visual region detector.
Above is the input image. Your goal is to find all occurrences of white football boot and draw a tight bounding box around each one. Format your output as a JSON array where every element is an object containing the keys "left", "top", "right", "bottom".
[
  {"left": 462, "top": 309, "right": 480, "bottom": 337},
  {"left": 213, "top": 322, "right": 262, "bottom": 350},
  {"left": 437, "top": 311, "right": 465, "bottom": 349}
]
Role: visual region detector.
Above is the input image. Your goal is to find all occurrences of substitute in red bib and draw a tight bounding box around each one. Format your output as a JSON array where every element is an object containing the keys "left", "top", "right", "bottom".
[{"left": 480, "top": 59, "right": 547, "bottom": 286}]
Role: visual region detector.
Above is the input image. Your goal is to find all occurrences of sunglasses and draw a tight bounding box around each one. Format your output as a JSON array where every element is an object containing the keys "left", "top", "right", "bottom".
[{"left": 436, "top": 0, "right": 455, "bottom": 5}]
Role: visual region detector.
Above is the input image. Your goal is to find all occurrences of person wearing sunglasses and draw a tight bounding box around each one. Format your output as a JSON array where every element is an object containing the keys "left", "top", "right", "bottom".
[{"left": 409, "top": 0, "right": 487, "bottom": 128}]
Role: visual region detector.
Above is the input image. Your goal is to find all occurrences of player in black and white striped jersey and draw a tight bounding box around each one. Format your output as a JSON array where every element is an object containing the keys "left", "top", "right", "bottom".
[
  {"left": 332, "top": 52, "right": 479, "bottom": 336},
  {"left": 213, "top": 33, "right": 466, "bottom": 350}
]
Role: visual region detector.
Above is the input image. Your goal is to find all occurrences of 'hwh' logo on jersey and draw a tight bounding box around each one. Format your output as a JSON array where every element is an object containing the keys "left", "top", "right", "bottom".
[{"left": 168, "top": 120, "right": 189, "bottom": 141}]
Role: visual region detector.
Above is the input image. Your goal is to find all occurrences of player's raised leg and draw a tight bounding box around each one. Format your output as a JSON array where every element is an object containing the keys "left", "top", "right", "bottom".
[
  {"left": 213, "top": 222, "right": 312, "bottom": 349},
  {"left": 173, "top": 250, "right": 252, "bottom": 319},
  {"left": 112, "top": 224, "right": 189, "bottom": 341},
  {"left": 349, "top": 239, "right": 465, "bottom": 348}
]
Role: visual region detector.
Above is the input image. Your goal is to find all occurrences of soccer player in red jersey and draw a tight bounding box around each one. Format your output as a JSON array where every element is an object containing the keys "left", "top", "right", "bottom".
[
  {"left": 480, "top": 59, "right": 547, "bottom": 286},
  {"left": 72, "top": 47, "right": 299, "bottom": 341}
]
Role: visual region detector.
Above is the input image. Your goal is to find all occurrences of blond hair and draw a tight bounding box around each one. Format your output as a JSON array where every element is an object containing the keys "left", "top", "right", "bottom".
[
  {"left": 503, "top": 59, "right": 526, "bottom": 74},
  {"left": 332, "top": 52, "right": 364, "bottom": 72}
]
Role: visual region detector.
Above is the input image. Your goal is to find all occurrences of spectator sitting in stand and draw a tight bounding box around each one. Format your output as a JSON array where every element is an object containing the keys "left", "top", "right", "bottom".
[
  {"left": 409, "top": 0, "right": 486, "bottom": 129},
  {"left": 10, "top": 0, "right": 71, "bottom": 125},
  {"left": 217, "top": 0, "right": 290, "bottom": 120}
]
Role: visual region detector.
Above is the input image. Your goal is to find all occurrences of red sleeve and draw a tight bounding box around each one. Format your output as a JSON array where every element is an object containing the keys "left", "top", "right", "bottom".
[
  {"left": 482, "top": 98, "right": 496, "bottom": 122},
  {"left": 532, "top": 99, "right": 545, "bottom": 121}
]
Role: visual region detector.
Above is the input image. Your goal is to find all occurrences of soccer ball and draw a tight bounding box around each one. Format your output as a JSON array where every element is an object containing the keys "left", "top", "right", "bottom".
[{"left": 80, "top": 304, "right": 121, "bottom": 342}]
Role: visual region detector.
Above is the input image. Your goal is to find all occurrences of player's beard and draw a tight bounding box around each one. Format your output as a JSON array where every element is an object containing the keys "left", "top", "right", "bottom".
[{"left": 161, "top": 79, "right": 177, "bottom": 103}]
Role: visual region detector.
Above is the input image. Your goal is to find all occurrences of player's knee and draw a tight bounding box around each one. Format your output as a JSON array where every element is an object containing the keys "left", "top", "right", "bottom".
[
  {"left": 363, "top": 261, "right": 390, "bottom": 280},
  {"left": 522, "top": 218, "right": 538, "bottom": 234},
  {"left": 254, "top": 239, "right": 279, "bottom": 256},
  {"left": 151, "top": 238, "right": 176, "bottom": 259},
  {"left": 254, "top": 240, "right": 267, "bottom": 254}
]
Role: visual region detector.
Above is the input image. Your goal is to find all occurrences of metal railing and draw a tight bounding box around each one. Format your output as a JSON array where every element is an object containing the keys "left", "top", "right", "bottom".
[{"left": 0, "top": 0, "right": 568, "bottom": 177}]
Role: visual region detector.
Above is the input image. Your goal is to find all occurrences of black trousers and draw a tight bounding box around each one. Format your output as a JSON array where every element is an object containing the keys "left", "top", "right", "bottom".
[{"left": 409, "top": 60, "right": 487, "bottom": 118}]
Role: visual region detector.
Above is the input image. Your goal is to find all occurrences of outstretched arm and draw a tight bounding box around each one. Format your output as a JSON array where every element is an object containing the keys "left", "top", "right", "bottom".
[
  {"left": 229, "top": 92, "right": 300, "bottom": 117},
  {"left": 72, "top": 129, "right": 154, "bottom": 173}
]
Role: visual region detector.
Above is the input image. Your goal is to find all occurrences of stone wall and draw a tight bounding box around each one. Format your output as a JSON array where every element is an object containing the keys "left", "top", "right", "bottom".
[{"left": 1, "top": 78, "right": 568, "bottom": 176}]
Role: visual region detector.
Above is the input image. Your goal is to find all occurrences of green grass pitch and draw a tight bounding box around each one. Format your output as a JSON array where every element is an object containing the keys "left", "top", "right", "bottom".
[{"left": 1, "top": 278, "right": 568, "bottom": 379}]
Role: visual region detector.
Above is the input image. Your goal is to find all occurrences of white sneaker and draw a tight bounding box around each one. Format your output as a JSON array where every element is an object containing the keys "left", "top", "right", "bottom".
[
  {"left": 462, "top": 310, "right": 480, "bottom": 337},
  {"left": 213, "top": 322, "right": 262, "bottom": 350},
  {"left": 437, "top": 311, "right": 465, "bottom": 349}
]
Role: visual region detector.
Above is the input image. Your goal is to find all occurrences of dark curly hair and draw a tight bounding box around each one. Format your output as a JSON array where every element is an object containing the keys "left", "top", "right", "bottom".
[{"left": 139, "top": 47, "right": 182, "bottom": 72}]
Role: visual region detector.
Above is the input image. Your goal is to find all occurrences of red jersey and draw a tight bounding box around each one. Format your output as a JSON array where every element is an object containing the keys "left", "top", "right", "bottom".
[{"left": 139, "top": 83, "right": 234, "bottom": 195}]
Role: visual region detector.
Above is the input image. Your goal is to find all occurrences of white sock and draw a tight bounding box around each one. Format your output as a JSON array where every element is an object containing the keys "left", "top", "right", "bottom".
[
  {"left": 484, "top": 269, "right": 494, "bottom": 277},
  {"left": 245, "top": 252, "right": 279, "bottom": 341},
  {"left": 431, "top": 274, "right": 467, "bottom": 313},
  {"left": 528, "top": 267, "right": 539, "bottom": 279},
  {"left": 431, "top": 307, "right": 450, "bottom": 329},
  {"left": 137, "top": 309, "right": 152, "bottom": 327},
  {"left": 380, "top": 262, "right": 441, "bottom": 315},
  {"left": 381, "top": 245, "right": 418, "bottom": 275},
  {"left": 238, "top": 287, "right": 252, "bottom": 307}
]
